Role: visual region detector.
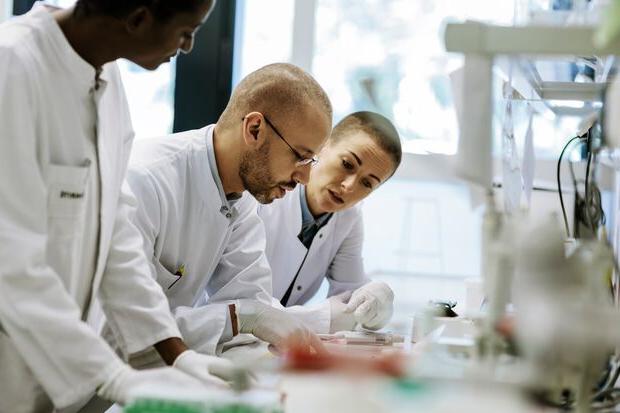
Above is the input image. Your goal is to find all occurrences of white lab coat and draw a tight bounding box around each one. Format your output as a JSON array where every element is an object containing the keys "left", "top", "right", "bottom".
[
  {"left": 0, "top": 5, "right": 180, "bottom": 412},
  {"left": 125, "top": 125, "right": 272, "bottom": 356},
  {"left": 258, "top": 185, "right": 370, "bottom": 333}
]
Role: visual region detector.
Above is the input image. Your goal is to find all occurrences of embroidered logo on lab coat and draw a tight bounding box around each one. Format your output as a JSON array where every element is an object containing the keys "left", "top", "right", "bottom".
[
  {"left": 60, "top": 190, "right": 84, "bottom": 199},
  {"left": 168, "top": 264, "right": 185, "bottom": 289}
]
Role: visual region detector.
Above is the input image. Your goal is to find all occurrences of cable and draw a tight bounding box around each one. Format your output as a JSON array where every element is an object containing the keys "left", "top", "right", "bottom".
[
  {"left": 585, "top": 153, "right": 605, "bottom": 235},
  {"left": 583, "top": 151, "right": 594, "bottom": 235},
  {"left": 557, "top": 135, "right": 586, "bottom": 238},
  {"left": 584, "top": 131, "right": 595, "bottom": 233},
  {"left": 579, "top": 128, "right": 605, "bottom": 237},
  {"left": 592, "top": 358, "right": 620, "bottom": 401}
]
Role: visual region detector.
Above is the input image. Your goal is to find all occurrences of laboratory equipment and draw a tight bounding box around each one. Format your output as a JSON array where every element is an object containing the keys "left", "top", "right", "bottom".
[
  {"left": 513, "top": 213, "right": 615, "bottom": 410},
  {"left": 476, "top": 192, "right": 515, "bottom": 363},
  {"left": 318, "top": 331, "right": 404, "bottom": 346},
  {"left": 427, "top": 300, "right": 458, "bottom": 317},
  {"left": 442, "top": 6, "right": 620, "bottom": 412}
]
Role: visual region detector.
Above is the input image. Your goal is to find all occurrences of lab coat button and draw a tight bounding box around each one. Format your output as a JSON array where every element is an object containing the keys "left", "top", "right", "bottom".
[
  {"left": 319, "top": 234, "right": 323, "bottom": 238},
  {"left": 296, "top": 285, "right": 302, "bottom": 291}
]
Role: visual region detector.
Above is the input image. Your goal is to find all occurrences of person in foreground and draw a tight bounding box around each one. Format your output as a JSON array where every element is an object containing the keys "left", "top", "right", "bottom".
[
  {"left": 258, "top": 111, "right": 402, "bottom": 334},
  {"left": 119, "top": 63, "right": 332, "bottom": 360},
  {"left": 0, "top": 1, "right": 245, "bottom": 411}
]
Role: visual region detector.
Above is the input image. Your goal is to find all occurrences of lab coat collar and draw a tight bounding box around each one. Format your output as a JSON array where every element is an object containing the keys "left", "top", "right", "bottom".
[
  {"left": 282, "top": 186, "right": 304, "bottom": 236},
  {"left": 31, "top": 2, "right": 108, "bottom": 88},
  {"left": 299, "top": 186, "right": 314, "bottom": 227},
  {"left": 205, "top": 125, "right": 240, "bottom": 220}
]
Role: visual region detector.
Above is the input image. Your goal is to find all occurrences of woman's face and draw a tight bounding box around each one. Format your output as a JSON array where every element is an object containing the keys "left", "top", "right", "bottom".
[{"left": 305, "top": 132, "right": 395, "bottom": 215}]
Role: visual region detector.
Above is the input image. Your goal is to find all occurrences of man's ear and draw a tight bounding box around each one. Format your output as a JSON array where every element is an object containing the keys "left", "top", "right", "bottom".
[
  {"left": 124, "top": 7, "right": 153, "bottom": 35},
  {"left": 242, "top": 112, "right": 266, "bottom": 148}
]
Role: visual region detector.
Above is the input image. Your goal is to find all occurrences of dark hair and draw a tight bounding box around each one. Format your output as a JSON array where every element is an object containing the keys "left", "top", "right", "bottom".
[
  {"left": 74, "top": 0, "right": 211, "bottom": 21},
  {"left": 331, "top": 111, "right": 402, "bottom": 174}
]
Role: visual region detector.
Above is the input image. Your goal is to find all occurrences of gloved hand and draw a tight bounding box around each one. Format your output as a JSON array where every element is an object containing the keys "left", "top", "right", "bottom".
[
  {"left": 173, "top": 350, "right": 234, "bottom": 388},
  {"left": 236, "top": 299, "right": 325, "bottom": 353},
  {"left": 97, "top": 365, "right": 206, "bottom": 405},
  {"left": 328, "top": 291, "right": 357, "bottom": 333},
  {"left": 345, "top": 281, "right": 394, "bottom": 330}
]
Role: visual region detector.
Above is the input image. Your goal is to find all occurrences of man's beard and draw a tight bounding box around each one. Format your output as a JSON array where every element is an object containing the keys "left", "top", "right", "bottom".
[{"left": 239, "top": 140, "right": 279, "bottom": 204}]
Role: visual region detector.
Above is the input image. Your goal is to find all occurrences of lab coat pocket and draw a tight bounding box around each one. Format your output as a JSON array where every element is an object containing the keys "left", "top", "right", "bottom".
[
  {"left": 153, "top": 259, "right": 184, "bottom": 290},
  {"left": 47, "top": 162, "right": 90, "bottom": 218},
  {"left": 46, "top": 163, "right": 90, "bottom": 283}
]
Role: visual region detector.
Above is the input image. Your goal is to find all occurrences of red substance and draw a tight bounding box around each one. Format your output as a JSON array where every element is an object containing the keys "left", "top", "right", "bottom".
[{"left": 282, "top": 344, "right": 406, "bottom": 378}]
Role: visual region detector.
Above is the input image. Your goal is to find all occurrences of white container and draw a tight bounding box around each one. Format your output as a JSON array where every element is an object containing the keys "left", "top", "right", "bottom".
[{"left": 412, "top": 315, "right": 476, "bottom": 343}]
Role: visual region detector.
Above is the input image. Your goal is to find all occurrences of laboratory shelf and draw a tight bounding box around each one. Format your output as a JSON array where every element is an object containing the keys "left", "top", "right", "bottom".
[
  {"left": 444, "top": 21, "right": 620, "bottom": 56},
  {"left": 442, "top": 19, "right": 620, "bottom": 186},
  {"left": 446, "top": 21, "right": 613, "bottom": 116}
]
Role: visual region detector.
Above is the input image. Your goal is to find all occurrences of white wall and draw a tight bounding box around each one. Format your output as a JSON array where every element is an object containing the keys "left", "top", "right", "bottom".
[{"left": 0, "top": 0, "right": 9, "bottom": 22}]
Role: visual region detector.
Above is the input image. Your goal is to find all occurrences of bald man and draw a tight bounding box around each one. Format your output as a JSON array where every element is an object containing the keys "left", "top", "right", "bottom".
[{"left": 113, "top": 63, "right": 332, "bottom": 362}]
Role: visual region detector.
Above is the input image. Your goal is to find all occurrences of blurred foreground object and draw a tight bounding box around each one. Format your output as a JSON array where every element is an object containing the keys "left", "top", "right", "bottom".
[
  {"left": 513, "top": 213, "right": 616, "bottom": 411},
  {"left": 318, "top": 331, "right": 404, "bottom": 346},
  {"left": 282, "top": 342, "right": 406, "bottom": 378},
  {"left": 124, "top": 385, "right": 283, "bottom": 413}
]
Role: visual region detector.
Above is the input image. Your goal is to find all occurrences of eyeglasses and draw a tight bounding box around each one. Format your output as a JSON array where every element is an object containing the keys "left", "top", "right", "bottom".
[{"left": 262, "top": 115, "right": 318, "bottom": 167}]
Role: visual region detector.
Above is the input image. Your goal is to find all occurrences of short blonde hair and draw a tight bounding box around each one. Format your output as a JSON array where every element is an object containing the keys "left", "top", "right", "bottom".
[{"left": 331, "top": 111, "right": 402, "bottom": 173}]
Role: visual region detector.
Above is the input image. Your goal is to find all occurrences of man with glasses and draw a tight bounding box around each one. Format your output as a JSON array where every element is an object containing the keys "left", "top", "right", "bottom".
[
  {"left": 262, "top": 115, "right": 319, "bottom": 166},
  {"left": 112, "top": 63, "right": 332, "bottom": 361}
]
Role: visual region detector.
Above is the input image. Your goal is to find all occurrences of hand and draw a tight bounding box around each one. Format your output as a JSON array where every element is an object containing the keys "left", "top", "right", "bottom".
[
  {"left": 345, "top": 281, "right": 394, "bottom": 330},
  {"left": 236, "top": 299, "right": 325, "bottom": 354},
  {"left": 173, "top": 350, "right": 235, "bottom": 388},
  {"left": 97, "top": 365, "right": 206, "bottom": 405},
  {"left": 328, "top": 292, "right": 357, "bottom": 333}
]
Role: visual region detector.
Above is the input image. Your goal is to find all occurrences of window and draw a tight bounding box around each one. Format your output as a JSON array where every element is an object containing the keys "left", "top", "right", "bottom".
[
  {"left": 235, "top": 0, "right": 514, "bottom": 154},
  {"left": 234, "top": 1, "right": 509, "bottom": 325},
  {"left": 117, "top": 60, "right": 176, "bottom": 139},
  {"left": 314, "top": 1, "right": 513, "bottom": 155},
  {"left": 233, "top": 0, "right": 295, "bottom": 88}
]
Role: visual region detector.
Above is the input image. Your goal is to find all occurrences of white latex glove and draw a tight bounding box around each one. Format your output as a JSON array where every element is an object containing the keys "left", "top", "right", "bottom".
[
  {"left": 328, "top": 291, "right": 357, "bottom": 333},
  {"left": 236, "top": 299, "right": 325, "bottom": 353},
  {"left": 173, "top": 350, "right": 233, "bottom": 388},
  {"left": 97, "top": 365, "right": 206, "bottom": 405},
  {"left": 345, "top": 281, "right": 394, "bottom": 330}
]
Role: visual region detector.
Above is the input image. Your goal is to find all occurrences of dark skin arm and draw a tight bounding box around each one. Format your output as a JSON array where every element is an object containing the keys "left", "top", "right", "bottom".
[
  {"left": 154, "top": 337, "right": 188, "bottom": 365},
  {"left": 155, "top": 303, "right": 240, "bottom": 364}
]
